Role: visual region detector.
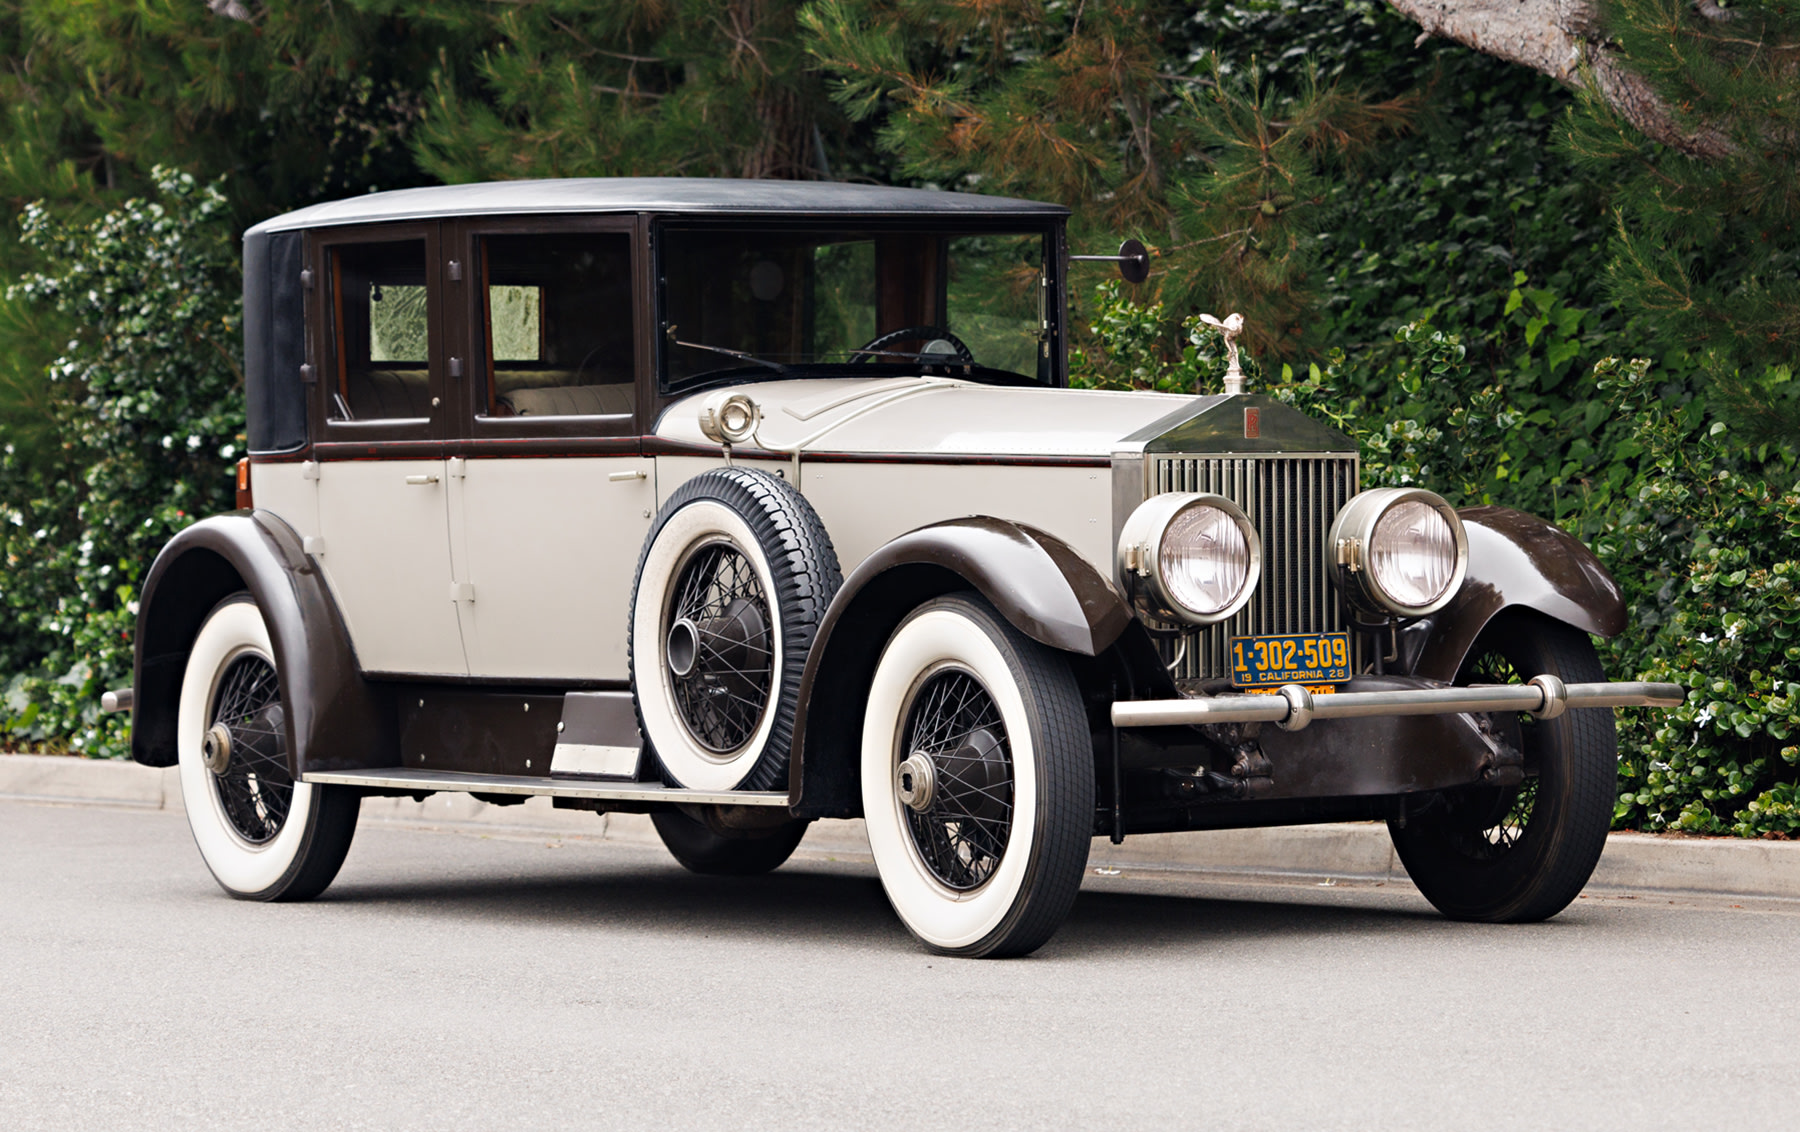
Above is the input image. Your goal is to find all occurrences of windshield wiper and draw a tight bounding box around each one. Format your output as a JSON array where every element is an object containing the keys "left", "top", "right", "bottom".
[{"left": 665, "top": 327, "right": 788, "bottom": 375}]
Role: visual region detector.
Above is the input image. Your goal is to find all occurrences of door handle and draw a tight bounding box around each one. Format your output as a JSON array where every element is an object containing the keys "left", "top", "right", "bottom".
[{"left": 405, "top": 474, "right": 440, "bottom": 486}]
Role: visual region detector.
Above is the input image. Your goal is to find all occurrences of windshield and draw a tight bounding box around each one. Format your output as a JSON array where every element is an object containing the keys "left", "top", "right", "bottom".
[{"left": 659, "top": 225, "right": 1054, "bottom": 389}]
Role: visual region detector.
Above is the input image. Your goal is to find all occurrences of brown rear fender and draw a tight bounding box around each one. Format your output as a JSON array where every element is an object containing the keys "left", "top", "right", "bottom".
[
  {"left": 1414, "top": 505, "right": 1626, "bottom": 682},
  {"left": 786, "top": 517, "right": 1132, "bottom": 817},
  {"left": 131, "top": 511, "right": 392, "bottom": 774}
]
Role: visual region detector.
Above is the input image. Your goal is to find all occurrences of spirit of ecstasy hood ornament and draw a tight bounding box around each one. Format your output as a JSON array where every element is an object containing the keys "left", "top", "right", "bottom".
[{"left": 1198, "top": 312, "right": 1246, "bottom": 395}]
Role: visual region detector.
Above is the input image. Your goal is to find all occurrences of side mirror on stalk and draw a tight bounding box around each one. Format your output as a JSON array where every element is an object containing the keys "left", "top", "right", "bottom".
[{"left": 1070, "top": 238, "right": 1151, "bottom": 284}]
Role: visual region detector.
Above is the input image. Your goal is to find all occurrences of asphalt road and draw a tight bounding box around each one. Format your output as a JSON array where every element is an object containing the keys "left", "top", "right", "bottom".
[{"left": 2, "top": 800, "right": 1794, "bottom": 1131}]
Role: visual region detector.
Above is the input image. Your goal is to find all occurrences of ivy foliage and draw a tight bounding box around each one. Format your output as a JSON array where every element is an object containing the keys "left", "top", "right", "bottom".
[
  {"left": 0, "top": 170, "right": 241, "bottom": 753},
  {"left": 1588, "top": 359, "right": 1800, "bottom": 836}
]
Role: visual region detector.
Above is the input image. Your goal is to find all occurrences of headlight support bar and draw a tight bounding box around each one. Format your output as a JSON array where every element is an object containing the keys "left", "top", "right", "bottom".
[{"left": 1110, "top": 678, "right": 1684, "bottom": 732}]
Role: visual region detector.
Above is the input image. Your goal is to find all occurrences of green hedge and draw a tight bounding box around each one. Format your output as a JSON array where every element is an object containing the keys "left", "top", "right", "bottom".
[{"left": 0, "top": 170, "right": 240, "bottom": 754}]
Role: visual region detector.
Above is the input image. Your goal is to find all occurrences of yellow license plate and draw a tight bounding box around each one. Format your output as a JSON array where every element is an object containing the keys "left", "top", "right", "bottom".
[{"left": 1229, "top": 632, "right": 1351, "bottom": 688}]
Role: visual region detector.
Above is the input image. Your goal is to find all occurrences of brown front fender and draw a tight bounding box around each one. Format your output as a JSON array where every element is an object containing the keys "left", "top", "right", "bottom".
[
  {"left": 786, "top": 517, "right": 1132, "bottom": 816},
  {"left": 1414, "top": 505, "right": 1626, "bottom": 682},
  {"left": 131, "top": 511, "right": 391, "bottom": 774}
]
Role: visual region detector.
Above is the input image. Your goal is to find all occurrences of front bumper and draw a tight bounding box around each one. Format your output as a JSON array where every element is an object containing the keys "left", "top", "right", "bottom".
[{"left": 1112, "top": 677, "right": 1684, "bottom": 731}]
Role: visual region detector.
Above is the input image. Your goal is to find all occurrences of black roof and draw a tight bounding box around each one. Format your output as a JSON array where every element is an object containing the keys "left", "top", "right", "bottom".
[{"left": 246, "top": 177, "right": 1068, "bottom": 235}]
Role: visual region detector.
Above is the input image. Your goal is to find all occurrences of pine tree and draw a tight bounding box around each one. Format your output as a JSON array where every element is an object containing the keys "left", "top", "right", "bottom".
[
  {"left": 1562, "top": 0, "right": 1800, "bottom": 448},
  {"left": 412, "top": 2, "right": 838, "bottom": 183},
  {"left": 803, "top": 0, "right": 1410, "bottom": 362}
]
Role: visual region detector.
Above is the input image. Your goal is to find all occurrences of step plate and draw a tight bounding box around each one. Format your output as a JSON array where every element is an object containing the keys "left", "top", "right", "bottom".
[{"left": 301, "top": 768, "right": 792, "bottom": 807}]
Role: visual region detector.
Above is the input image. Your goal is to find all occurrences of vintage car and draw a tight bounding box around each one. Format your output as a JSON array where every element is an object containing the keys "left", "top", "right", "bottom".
[{"left": 109, "top": 178, "right": 1682, "bottom": 958}]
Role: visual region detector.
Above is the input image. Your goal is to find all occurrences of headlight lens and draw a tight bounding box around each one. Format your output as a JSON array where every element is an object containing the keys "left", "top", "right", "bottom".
[
  {"left": 1369, "top": 500, "right": 1459, "bottom": 609},
  {"left": 1160, "top": 504, "right": 1250, "bottom": 616},
  {"left": 1327, "top": 488, "right": 1468, "bottom": 617},
  {"left": 1117, "top": 492, "right": 1260, "bottom": 625}
]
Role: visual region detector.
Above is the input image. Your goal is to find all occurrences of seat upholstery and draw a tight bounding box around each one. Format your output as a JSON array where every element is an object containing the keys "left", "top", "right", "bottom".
[
  {"left": 501, "top": 384, "right": 636, "bottom": 417},
  {"left": 342, "top": 367, "right": 636, "bottom": 419},
  {"left": 348, "top": 368, "right": 431, "bottom": 419}
]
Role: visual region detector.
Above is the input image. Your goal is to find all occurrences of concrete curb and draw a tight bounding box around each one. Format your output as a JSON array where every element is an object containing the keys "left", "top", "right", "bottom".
[{"left": 4, "top": 752, "right": 1795, "bottom": 901}]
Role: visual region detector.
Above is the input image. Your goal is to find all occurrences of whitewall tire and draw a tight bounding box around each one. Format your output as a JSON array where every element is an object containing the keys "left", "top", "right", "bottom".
[
  {"left": 861, "top": 594, "right": 1093, "bottom": 958},
  {"left": 629, "top": 469, "right": 839, "bottom": 793},
  {"left": 176, "top": 595, "right": 359, "bottom": 901}
]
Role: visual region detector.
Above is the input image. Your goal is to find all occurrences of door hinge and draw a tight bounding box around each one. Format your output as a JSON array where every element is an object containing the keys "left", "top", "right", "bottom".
[
  {"left": 300, "top": 362, "right": 316, "bottom": 384},
  {"left": 449, "top": 356, "right": 463, "bottom": 379},
  {"left": 448, "top": 260, "right": 462, "bottom": 282},
  {"left": 301, "top": 461, "right": 320, "bottom": 481},
  {"left": 449, "top": 582, "right": 475, "bottom": 604},
  {"left": 302, "top": 536, "right": 326, "bottom": 557},
  {"left": 448, "top": 457, "right": 466, "bottom": 479}
]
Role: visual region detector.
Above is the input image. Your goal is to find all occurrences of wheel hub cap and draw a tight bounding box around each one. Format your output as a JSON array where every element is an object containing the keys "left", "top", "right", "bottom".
[
  {"left": 202, "top": 723, "right": 233, "bottom": 775},
  {"left": 666, "top": 618, "right": 701, "bottom": 678},
  {"left": 896, "top": 752, "right": 936, "bottom": 812}
]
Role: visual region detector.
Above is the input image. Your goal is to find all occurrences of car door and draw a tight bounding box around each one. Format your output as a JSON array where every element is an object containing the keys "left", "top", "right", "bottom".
[
  {"left": 308, "top": 223, "right": 468, "bottom": 676},
  {"left": 445, "top": 217, "right": 655, "bottom": 680}
]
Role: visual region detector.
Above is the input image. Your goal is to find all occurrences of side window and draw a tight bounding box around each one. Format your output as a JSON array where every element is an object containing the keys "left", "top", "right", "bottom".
[
  {"left": 477, "top": 233, "right": 634, "bottom": 419},
  {"left": 329, "top": 239, "right": 432, "bottom": 421},
  {"left": 945, "top": 233, "right": 1043, "bottom": 378},
  {"left": 812, "top": 239, "right": 877, "bottom": 357}
]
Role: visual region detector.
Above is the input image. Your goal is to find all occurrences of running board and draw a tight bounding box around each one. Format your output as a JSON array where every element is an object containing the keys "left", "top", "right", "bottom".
[{"left": 300, "top": 768, "right": 792, "bottom": 807}]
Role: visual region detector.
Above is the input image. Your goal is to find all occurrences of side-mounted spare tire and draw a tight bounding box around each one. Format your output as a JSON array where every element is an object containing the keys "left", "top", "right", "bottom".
[{"left": 629, "top": 467, "right": 841, "bottom": 792}]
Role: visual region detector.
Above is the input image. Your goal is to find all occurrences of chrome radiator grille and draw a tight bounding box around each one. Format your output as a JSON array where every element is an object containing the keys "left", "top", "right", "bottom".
[{"left": 1150, "top": 453, "right": 1360, "bottom": 681}]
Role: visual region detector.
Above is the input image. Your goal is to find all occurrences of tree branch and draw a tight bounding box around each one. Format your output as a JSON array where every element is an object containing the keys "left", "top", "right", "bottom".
[{"left": 1384, "top": 0, "right": 1734, "bottom": 157}]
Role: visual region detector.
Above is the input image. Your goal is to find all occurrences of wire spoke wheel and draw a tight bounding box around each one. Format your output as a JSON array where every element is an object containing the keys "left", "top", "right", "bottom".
[
  {"left": 177, "top": 595, "right": 360, "bottom": 901},
  {"left": 208, "top": 652, "right": 293, "bottom": 844},
  {"left": 1440, "top": 646, "right": 1542, "bottom": 859},
  {"left": 861, "top": 594, "right": 1091, "bottom": 957},
  {"left": 898, "top": 667, "right": 1015, "bottom": 892},
  {"left": 1388, "top": 611, "right": 1618, "bottom": 923},
  {"left": 666, "top": 539, "right": 775, "bottom": 754}
]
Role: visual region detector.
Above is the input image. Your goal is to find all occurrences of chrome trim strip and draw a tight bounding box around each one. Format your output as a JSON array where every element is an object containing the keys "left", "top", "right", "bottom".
[
  {"left": 300, "top": 767, "right": 792, "bottom": 806},
  {"left": 1110, "top": 680, "right": 1686, "bottom": 729}
]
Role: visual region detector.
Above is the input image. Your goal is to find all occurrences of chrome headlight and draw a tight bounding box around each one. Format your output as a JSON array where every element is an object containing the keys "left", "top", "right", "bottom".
[
  {"left": 1117, "top": 493, "right": 1261, "bottom": 625},
  {"left": 1329, "top": 488, "right": 1468, "bottom": 617}
]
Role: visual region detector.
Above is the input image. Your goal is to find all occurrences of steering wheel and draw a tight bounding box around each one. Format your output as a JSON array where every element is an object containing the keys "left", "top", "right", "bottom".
[{"left": 850, "top": 325, "right": 975, "bottom": 365}]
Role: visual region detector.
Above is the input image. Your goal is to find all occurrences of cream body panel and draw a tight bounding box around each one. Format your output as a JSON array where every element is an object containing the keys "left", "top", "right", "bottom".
[
  {"left": 801, "top": 463, "right": 1113, "bottom": 575},
  {"left": 249, "top": 461, "right": 319, "bottom": 544},
  {"left": 456, "top": 456, "right": 655, "bottom": 680},
  {"left": 658, "top": 378, "right": 1192, "bottom": 458},
  {"left": 314, "top": 458, "right": 467, "bottom": 675},
  {"left": 655, "top": 455, "right": 1110, "bottom": 578}
]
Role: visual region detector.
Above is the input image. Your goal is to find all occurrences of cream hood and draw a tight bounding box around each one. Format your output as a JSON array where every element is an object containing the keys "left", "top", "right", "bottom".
[{"left": 656, "top": 377, "right": 1198, "bottom": 459}]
